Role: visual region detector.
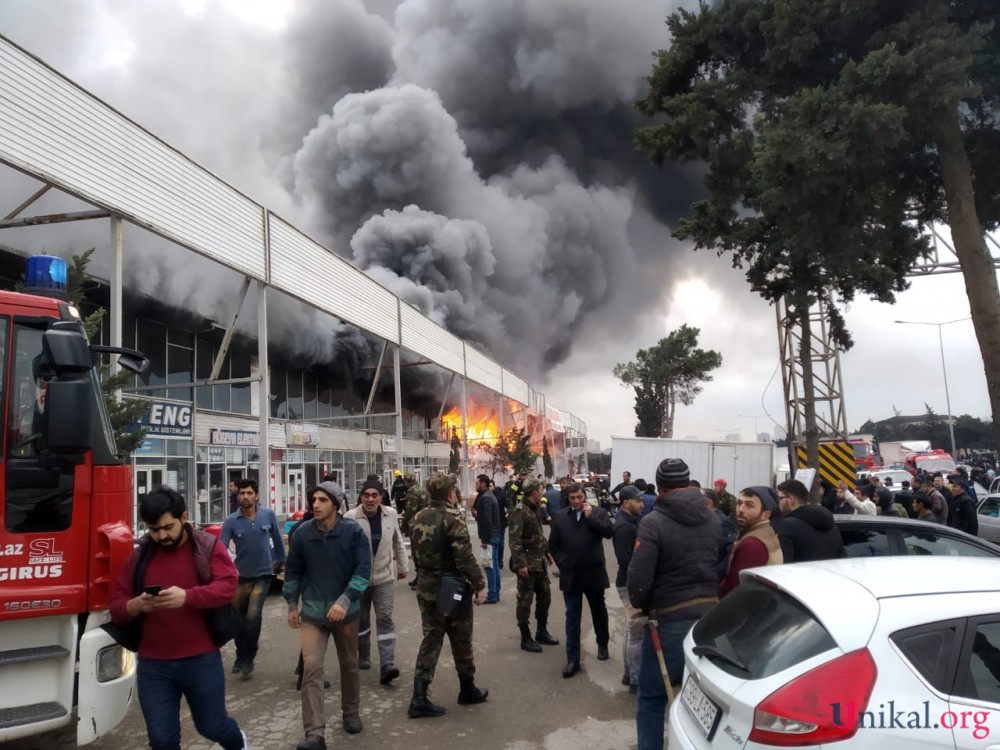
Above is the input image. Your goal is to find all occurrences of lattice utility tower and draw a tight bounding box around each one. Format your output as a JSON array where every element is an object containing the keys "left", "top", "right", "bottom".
[{"left": 779, "top": 229, "right": 1000, "bottom": 457}]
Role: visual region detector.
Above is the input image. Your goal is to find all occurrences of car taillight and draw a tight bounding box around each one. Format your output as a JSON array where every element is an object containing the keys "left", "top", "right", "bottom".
[{"left": 749, "top": 648, "right": 877, "bottom": 747}]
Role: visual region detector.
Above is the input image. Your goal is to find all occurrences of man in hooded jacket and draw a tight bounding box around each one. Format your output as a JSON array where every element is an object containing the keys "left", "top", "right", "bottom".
[
  {"left": 775, "top": 479, "right": 846, "bottom": 563},
  {"left": 718, "top": 485, "right": 783, "bottom": 598},
  {"left": 627, "top": 458, "right": 720, "bottom": 750}
]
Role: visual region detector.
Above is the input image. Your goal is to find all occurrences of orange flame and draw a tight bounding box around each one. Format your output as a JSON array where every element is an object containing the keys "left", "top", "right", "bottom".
[{"left": 442, "top": 404, "right": 502, "bottom": 446}]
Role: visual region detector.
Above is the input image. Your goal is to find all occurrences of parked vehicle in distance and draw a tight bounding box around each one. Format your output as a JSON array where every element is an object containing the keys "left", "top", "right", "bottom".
[
  {"left": 834, "top": 514, "right": 1000, "bottom": 558},
  {"left": 669, "top": 556, "right": 1000, "bottom": 749},
  {"left": 977, "top": 494, "right": 1000, "bottom": 544}
]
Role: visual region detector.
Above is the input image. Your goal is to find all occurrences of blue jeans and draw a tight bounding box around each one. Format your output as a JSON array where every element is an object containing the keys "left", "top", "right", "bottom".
[
  {"left": 636, "top": 619, "right": 695, "bottom": 750},
  {"left": 137, "top": 650, "right": 243, "bottom": 750},
  {"left": 563, "top": 589, "right": 609, "bottom": 663},
  {"left": 233, "top": 575, "right": 272, "bottom": 666},
  {"left": 484, "top": 535, "right": 501, "bottom": 602}
]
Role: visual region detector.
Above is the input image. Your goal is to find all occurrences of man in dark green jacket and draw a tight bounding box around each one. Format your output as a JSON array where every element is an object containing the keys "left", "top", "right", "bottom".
[
  {"left": 407, "top": 473, "right": 488, "bottom": 719},
  {"left": 284, "top": 481, "right": 371, "bottom": 749}
]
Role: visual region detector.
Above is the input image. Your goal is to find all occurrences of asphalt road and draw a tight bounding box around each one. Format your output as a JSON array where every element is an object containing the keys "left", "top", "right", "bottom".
[{"left": 5, "top": 535, "right": 647, "bottom": 750}]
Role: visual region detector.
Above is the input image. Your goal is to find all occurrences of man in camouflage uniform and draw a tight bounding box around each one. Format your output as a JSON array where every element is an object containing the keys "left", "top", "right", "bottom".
[
  {"left": 407, "top": 473, "right": 488, "bottom": 718},
  {"left": 402, "top": 475, "right": 431, "bottom": 590},
  {"left": 508, "top": 479, "right": 560, "bottom": 653}
]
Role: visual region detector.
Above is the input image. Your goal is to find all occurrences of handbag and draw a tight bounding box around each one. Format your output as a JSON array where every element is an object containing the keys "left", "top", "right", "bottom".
[
  {"left": 435, "top": 576, "right": 473, "bottom": 619},
  {"left": 480, "top": 546, "right": 493, "bottom": 569},
  {"left": 101, "top": 615, "right": 144, "bottom": 652},
  {"left": 205, "top": 602, "right": 243, "bottom": 647}
]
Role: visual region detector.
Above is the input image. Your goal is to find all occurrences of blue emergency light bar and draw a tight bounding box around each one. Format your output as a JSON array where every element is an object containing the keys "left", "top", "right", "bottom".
[{"left": 24, "top": 255, "right": 69, "bottom": 299}]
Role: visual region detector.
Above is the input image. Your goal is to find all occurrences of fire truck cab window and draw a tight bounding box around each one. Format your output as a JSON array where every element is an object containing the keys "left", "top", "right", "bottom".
[{"left": 5, "top": 321, "right": 73, "bottom": 534}]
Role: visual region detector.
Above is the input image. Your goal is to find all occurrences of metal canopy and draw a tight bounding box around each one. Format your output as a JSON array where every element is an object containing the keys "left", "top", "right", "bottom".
[{"left": 0, "top": 33, "right": 584, "bottom": 420}]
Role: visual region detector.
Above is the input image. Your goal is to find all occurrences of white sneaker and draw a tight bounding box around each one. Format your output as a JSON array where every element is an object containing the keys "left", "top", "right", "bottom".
[{"left": 241, "top": 730, "right": 250, "bottom": 750}]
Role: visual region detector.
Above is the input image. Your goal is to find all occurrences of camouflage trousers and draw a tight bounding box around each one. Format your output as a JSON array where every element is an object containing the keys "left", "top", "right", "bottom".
[
  {"left": 515, "top": 569, "right": 551, "bottom": 627},
  {"left": 414, "top": 595, "right": 476, "bottom": 684}
]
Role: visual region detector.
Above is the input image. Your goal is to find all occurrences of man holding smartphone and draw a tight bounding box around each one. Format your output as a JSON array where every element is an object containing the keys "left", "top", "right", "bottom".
[
  {"left": 221, "top": 478, "right": 286, "bottom": 680},
  {"left": 109, "top": 487, "right": 248, "bottom": 750}
]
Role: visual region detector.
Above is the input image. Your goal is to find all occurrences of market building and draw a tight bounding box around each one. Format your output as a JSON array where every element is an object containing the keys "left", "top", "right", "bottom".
[{"left": 0, "top": 35, "right": 587, "bottom": 527}]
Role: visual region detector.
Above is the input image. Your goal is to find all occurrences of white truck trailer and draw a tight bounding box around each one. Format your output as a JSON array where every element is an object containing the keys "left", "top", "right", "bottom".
[{"left": 610, "top": 437, "right": 777, "bottom": 490}]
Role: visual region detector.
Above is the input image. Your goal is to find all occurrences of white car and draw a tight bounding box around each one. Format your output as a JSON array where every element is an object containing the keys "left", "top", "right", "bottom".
[
  {"left": 669, "top": 556, "right": 1000, "bottom": 749},
  {"left": 977, "top": 494, "right": 1000, "bottom": 544}
]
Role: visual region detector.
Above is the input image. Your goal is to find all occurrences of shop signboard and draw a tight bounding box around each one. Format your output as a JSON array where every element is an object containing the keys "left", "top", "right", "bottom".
[{"left": 286, "top": 422, "right": 319, "bottom": 447}]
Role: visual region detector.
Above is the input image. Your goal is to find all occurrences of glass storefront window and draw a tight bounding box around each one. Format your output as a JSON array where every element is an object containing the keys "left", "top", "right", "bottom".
[
  {"left": 195, "top": 335, "right": 213, "bottom": 410},
  {"left": 303, "top": 371, "right": 317, "bottom": 421},
  {"left": 318, "top": 372, "right": 332, "bottom": 420},
  {"left": 231, "top": 347, "right": 251, "bottom": 415},
  {"left": 213, "top": 350, "right": 231, "bottom": 412},
  {"left": 271, "top": 366, "right": 287, "bottom": 418},
  {"left": 167, "top": 343, "right": 192, "bottom": 402},
  {"left": 137, "top": 319, "right": 166, "bottom": 397},
  {"left": 287, "top": 370, "right": 303, "bottom": 421}
]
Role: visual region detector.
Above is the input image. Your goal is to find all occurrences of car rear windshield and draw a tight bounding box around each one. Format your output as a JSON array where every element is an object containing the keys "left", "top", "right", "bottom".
[{"left": 691, "top": 580, "right": 837, "bottom": 679}]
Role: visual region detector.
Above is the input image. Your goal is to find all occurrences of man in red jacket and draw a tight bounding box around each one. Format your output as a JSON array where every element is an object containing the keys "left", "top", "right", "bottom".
[
  {"left": 718, "top": 486, "right": 783, "bottom": 598},
  {"left": 110, "top": 487, "right": 248, "bottom": 750}
]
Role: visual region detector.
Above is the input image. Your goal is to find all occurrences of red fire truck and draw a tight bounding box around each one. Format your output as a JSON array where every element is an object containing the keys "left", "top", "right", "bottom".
[
  {"left": 848, "top": 435, "right": 882, "bottom": 471},
  {"left": 0, "top": 256, "right": 147, "bottom": 744}
]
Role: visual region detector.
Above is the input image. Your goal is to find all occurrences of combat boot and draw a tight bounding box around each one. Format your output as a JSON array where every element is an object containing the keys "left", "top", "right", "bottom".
[
  {"left": 408, "top": 678, "right": 446, "bottom": 718},
  {"left": 456, "top": 675, "right": 489, "bottom": 705},
  {"left": 534, "top": 620, "right": 560, "bottom": 646},
  {"left": 519, "top": 623, "right": 543, "bottom": 653}
]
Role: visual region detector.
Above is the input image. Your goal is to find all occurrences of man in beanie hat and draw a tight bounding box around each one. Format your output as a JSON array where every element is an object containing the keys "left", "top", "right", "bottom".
[
  {"left": 718, "top": 486, "right": 782, "bottom": 599},
  {"left": 627, "top": 458, "right": 720, "bottom": 750},
  {"left": 345, "top": 479, "right": 408, "bottom": 682},
  {"left": 285, "top": 481, "right": 371, "bottom": 747},
  {"left": 613, "top": 485, "right": 645, "bottom": 692},
  {"left": 408, "top": 473, "right": 488, "bottom": 718},
  {"left": 509, "top": 479, "right": 560, "bottom": 653}
]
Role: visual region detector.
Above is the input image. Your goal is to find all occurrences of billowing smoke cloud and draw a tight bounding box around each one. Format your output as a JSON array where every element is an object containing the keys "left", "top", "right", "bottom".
[{"left": 1, "top": 0, "right": 697, "bottom": 388}]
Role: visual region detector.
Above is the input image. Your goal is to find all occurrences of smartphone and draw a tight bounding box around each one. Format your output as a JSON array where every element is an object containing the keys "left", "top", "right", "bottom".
[{"left": 143, "top": 585, "right": 162, "bottom": 596}]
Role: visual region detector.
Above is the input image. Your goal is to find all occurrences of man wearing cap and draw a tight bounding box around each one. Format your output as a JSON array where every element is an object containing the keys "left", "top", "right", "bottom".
[
  {"left": 612, "top": 485, "right": 645, "bottom": 692},
  {"left": 627, "top": 458, "right": 720, "bottom": 750},
  {"left": 548, "top": 482, "right": 614, "bottom": 678},
  {"left": 719, "top": 486, "right": 783, "bottom": 599},
  {"left": 713, "top": 478, "right": 737, "bottom": 518},
  {"left": 345, "top": 480, "right": 408, "bottom": 684},
  {"left": 408, "top": 473, "right": 489, "bottom": 718},
  {"left": 390, "top": 470, "right": 407, "bottom": 513},
  {"left": 947, "top": 476, "right": 979, "bottom": 536},
  {"left": 284, "top": 481, "right": 372, "bottom": 747},
  {"left": 509, "top": 479, "right": 560, "bottom": 652}
]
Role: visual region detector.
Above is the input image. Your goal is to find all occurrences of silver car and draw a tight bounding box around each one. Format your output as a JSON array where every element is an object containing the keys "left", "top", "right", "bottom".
[{"left": 977, "top": 493, "right": 1000, "bottom": 544}]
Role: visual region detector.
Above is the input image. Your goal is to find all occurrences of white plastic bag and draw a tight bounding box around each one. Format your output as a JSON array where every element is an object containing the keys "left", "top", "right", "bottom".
[{"left": 480, "top": 546, "right": 493, "bottom": 569}]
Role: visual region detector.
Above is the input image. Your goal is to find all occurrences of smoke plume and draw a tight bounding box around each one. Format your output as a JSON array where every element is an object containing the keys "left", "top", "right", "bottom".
[{"left": 0, "top": 0, "right": 698, "bottom": 388}]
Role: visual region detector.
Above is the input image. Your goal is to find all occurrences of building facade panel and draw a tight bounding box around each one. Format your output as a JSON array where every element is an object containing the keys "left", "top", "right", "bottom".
[
  {"left": 0, "top": 38, "right": 267, "bottom": 279},
  {"left": 464, "top": 343, "right": 503, "bottom": 393},
  {"left": 399, "top": 303, "right": 465, "bottom": 375},
  {"left": 502, "top": 370, "right": 531, "bottom": 407},
  {"left": 267, "top": 215, "right": 400, "bottom": 345}
]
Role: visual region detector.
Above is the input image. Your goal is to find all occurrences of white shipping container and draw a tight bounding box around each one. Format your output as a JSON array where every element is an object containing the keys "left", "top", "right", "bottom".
[{"left": 610, "top": 437, "right": 776, "bottom": 491}]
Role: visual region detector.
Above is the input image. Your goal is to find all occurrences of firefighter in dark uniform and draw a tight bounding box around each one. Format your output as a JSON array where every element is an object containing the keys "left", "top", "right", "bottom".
[
  {"left": 508, "top": 479, "right": 560, "bottom": 653},
  {"left": 407, "top": 473, "right": 488, "bottom": 718}
]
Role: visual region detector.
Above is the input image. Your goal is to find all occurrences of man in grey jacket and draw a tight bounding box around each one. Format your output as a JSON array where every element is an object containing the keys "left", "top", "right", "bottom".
[
  {"left": 345, "top": 479, "right": 408, "bottom": 684},
  {"left": 474, "top": 474, "right": 502, "bottom": 604}
]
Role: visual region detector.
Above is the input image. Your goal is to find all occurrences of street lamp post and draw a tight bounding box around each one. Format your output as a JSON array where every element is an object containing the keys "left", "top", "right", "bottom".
[{"left": 894, "top": 317, "right": 971, "bottom": 458}]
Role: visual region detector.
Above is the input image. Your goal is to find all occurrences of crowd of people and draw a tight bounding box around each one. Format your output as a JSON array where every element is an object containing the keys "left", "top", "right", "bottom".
[{"left": 105, "top": 458, "right": 982, "bottom": 750}]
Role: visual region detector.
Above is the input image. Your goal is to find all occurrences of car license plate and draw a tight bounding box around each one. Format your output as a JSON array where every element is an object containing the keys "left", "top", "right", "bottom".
[{"left": 680, "top": 677, "right": 720, "bottom": 739}]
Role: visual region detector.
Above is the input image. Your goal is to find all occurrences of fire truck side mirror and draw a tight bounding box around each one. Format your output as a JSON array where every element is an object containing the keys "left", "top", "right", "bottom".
[
  {"left": 89, "top": 344, "right": 150, "bottom": 376},
  {"left": 44, "top": 378, "right": 93, "bottom": 452},
  {"left": 43, "top": 324, "right": 92, "bottom": 373}
]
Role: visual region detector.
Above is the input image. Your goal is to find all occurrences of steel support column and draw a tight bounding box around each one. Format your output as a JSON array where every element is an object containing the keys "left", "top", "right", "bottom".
[
  {"left": 257, "top": 280, "right": 271, "bottom": 507},
  {"left": 394, "top": 345, "right": 404, "bottom": 474},
  {"left": 110, "top": 216, "right": 123, "bottom": 381}
]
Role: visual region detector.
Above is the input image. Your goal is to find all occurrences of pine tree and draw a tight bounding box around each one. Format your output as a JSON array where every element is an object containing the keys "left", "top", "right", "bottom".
[
  {"left": 448, "top": 428, "right": 462, "bottom": 474},
  {"left": 542, "top": 436, "right": 554, "bottom": 478}
]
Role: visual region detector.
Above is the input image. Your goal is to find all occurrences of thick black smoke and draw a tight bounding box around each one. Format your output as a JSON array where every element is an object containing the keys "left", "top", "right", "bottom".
[{"left": 1, "top": 0, "right": 700, "bottom": 387}]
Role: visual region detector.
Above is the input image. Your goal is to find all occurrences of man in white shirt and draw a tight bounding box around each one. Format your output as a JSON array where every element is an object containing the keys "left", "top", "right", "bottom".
[{"left": 837, "top": 480, "right": 877, "bottom": 515}]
